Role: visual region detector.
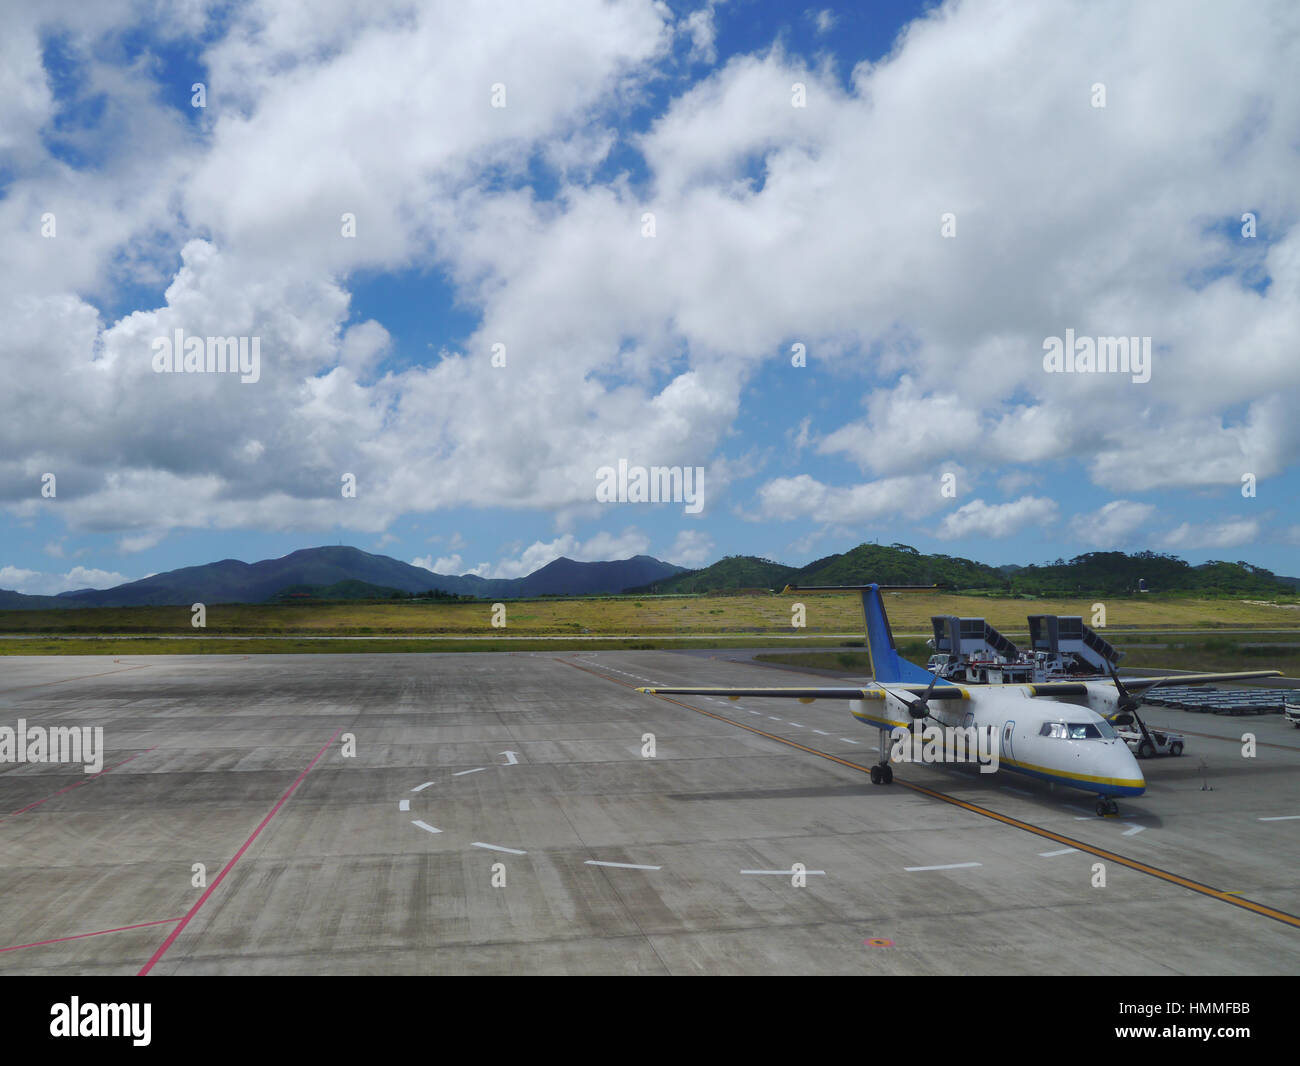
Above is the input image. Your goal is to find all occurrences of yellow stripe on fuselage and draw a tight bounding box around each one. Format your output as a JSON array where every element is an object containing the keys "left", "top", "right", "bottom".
[{"left": 850, "top": 709, "right": 912, "bottom": 730}]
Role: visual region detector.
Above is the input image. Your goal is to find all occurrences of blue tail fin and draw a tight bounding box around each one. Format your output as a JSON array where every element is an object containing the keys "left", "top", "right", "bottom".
[
  {"left": 858, "top": 584, "right": 938, "bottom": 683},
  {"left": 786, "top": 583, "right": 943, "bottom": 684}
]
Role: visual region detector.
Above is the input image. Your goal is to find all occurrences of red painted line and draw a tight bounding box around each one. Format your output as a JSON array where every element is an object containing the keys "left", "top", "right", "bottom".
[
  {"left": 0, "top": 917, "right": 183, "bottom": 954},
  {"left": 137, "top": 728, "right": 343, "bottom": 976},
  {"left": 0, "top": 747, "right": 157, "bottom": 824}
]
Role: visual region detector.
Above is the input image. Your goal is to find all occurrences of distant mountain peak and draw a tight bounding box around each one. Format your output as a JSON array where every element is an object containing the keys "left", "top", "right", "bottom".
[{"left": 0, "top": 545, "right": 686, "bottom": 608}]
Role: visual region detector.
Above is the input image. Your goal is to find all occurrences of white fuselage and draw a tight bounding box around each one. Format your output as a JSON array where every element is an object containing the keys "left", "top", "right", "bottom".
[{"left": 851, "top": 681, "right": 1146, "bottom": 798}]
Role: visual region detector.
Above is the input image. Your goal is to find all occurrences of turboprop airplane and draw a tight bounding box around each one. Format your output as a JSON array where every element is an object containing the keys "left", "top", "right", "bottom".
[{"left": 637, "top": 584, "right": 1282, "bottom": 816}]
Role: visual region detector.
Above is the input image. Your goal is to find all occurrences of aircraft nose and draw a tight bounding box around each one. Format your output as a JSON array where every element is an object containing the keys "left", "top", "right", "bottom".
[
  {"left": 1098, "top": 740, "right": 1144, "bottom": 794},
  {"left": 1118, "top": 744, "right": 1146, "bottom": 794}
]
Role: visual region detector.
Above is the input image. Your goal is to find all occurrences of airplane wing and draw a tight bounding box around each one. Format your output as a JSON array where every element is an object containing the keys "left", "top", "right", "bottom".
[
  {"left": 636, "top": 671, "right": 1283, "bottom": 703},
  {"left": 957, "top": 670, "right": 1282, "bottom": 693},
  {"left": 1111, "top": 670, "right": 1282, "bottom": 691},
  {"left": 635, "top": 684, "right": 969, "bottom": 702}
]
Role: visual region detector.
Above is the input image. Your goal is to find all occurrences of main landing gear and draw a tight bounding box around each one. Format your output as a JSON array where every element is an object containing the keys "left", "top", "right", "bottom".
[
  {"left": 870, "top": 728, "right": 895, "bottom": 785},
  {"left": 1096, "top": 796, "right": 1119, "bottom": 817}
]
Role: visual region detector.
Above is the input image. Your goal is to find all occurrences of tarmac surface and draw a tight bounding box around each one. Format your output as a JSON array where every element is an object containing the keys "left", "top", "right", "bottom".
[{"left": 1, "top": 651, "right": 1298, "bottom": 975}]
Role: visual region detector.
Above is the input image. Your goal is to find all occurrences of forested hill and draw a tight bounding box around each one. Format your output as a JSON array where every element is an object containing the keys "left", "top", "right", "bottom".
[{"left": 630, "top": 545, "right": 1294, "bottom": 597}]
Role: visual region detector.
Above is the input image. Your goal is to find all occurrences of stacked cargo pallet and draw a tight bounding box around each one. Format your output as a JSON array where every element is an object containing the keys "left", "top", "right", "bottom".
[{"left": 1141, "top": 686, "right": 1285, "bottom": 715}]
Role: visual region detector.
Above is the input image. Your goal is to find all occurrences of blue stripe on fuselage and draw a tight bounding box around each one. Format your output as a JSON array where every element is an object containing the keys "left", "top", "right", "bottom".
[{"left": 1000, "top": 759, "right": 1146, "bottom": 797}]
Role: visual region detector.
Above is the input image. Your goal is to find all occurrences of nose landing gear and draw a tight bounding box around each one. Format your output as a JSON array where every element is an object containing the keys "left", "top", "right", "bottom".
[{"left": 1096, "top": 796, "right": 1119, "bottom": 817}]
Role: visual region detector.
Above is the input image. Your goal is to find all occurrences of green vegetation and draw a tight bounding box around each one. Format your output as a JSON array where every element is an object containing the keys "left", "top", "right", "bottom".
[
  {"left": 0, "top": 635, "right": 865, "bottom": 656},
  {"left": 270, "top": 581, "right": 477, "bottom": 602},
  {"left": 756, "top": 640, "right": 931, "bottom": 675},
  {"left": 1, "top": 580, "right": 1297, "bottom": 660},
  {"left": 0, "top": 591, "right": 1297, "bottom": 642},
  {"left": 799, "top": 543, "right": 1004, "bottom": 590},
  {"left": 1119, "top": 639, "right": 1300, "bottom": 675},
  {"left": 756, "top": 651, "right": 874, "bottom": 673},
  {"left": 628, "top": 554, "right": 798, "bottom": 594},
  {"left": 1003, "top": 552, "right": 1292, "bottom": 597},
  {"left": 627, "top": 544, "right": 1296, "bottom": 599}
]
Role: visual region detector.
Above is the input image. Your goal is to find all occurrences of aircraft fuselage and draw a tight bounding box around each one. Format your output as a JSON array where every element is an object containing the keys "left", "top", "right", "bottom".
[{"left": 852, "top": 681, "right": 1146, "bottom": 798}]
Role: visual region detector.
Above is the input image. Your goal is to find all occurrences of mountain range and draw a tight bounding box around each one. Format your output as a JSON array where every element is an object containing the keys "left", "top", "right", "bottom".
[
  {"left": 0, "top": 547, "right": 685, "bottom": 609},
  {"left": 0, "top": 543, "right": 1294, "bottom": 610}
]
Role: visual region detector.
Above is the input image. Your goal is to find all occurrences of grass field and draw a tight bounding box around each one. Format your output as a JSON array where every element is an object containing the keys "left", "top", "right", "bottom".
[{"left": 0, "top": 591, "right": 1297, "bottom": 647}]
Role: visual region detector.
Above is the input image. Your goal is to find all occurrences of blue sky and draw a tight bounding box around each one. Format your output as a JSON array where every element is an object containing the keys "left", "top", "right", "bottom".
[{"left": 2, "top": 0, "right": 1298, "bottom": 595}]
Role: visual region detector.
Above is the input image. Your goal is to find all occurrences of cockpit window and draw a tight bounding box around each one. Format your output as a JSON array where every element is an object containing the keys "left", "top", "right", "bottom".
[{"left": 1041, "top": 721, "right": 1112, "bottom": 739}]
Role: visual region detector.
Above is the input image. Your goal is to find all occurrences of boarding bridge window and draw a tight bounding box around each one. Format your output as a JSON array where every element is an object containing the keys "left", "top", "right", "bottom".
[{"left": 1039, "top": 722, "right": 1069, "bottom": 738}]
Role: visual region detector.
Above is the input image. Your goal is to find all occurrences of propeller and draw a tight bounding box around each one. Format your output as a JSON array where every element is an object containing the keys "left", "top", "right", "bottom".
[
  {"left": 891, "top": 669, "right": 943, "bottom": 724},
  {"left": 1105, "top": 660, "right": 1142, "bottom": 717},
  {"left": 1104, "top": 660, "right": 1162, "bottom": 754}
]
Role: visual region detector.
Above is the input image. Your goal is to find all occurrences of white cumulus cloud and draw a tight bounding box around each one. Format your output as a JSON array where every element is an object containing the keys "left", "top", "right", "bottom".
[
  {"left": 1160, "top": 518, "right": 1260, "bottom": 550},
  {"left": 1072, "top": 500, "right": 1157, "bottom": 547},
  {"left": 938, "top": 497, "right": 1059, "bottom": 540}
]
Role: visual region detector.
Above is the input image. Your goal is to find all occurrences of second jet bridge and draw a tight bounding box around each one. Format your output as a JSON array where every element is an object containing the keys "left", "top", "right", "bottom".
[
  {"left": 930, "top": 616, "right": 1020, "bottom": 662},
  {"left": 1027, "top": 615, "right": 1123, "bottom": 672}
]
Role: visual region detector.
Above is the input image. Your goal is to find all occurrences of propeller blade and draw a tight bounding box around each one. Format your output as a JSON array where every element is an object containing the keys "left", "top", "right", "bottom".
[
  {"left": 1105, "top": 660, "right": 1141, "bottom": 714},
  {"left": 892, "top": 670, "right": 943, "bottom": 721}
]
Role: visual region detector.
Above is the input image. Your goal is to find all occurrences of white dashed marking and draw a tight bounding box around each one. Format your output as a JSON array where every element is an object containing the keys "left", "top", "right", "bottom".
[
  {"left": 585, "top": 860, "right": 661, "bottom": 870},
  {"left": 741, "top": 869, "right": 826, "bottom": 876}
]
